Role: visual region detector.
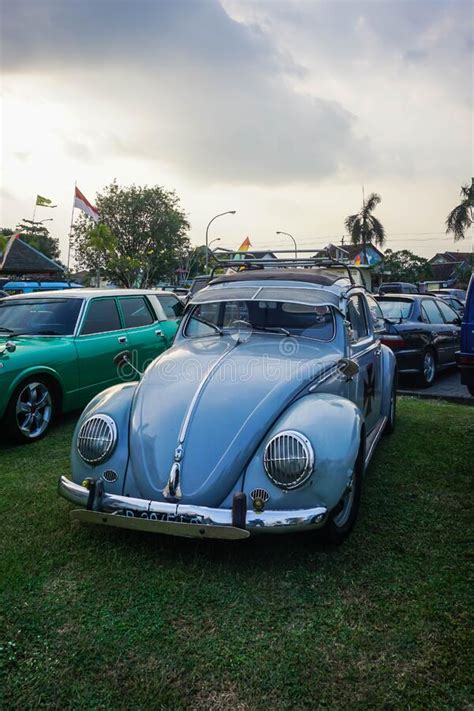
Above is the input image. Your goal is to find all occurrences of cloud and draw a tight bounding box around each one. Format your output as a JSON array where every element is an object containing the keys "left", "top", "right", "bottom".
[{"left": 1, "top": 0, "right": 371, "bottom": 184}]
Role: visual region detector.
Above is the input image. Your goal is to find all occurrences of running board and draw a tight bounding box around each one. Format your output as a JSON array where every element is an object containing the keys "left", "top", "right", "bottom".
[{"left": 365, "top": 416, "right": 387, "bottom": 468}]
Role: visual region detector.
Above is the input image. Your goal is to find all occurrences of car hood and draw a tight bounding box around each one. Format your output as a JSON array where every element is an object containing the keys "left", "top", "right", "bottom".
[{"left": 128, "top": 334, "right": 341, "bottom": 505}]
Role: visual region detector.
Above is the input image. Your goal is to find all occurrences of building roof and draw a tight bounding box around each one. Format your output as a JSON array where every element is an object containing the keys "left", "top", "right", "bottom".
[
  {"left": 429, "top": 251, "right": 473, "bottom": 264},
  {"left": 0, "top": 235, "right": 64, "bottom": 275},
  {"left": 314, "top": 242, "right": 384, "bottom": 261}
]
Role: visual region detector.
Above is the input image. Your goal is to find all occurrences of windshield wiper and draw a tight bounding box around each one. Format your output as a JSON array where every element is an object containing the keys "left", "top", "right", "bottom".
[
  {"left": 0, "top": 327, "right": 14, "bottom": 333},
  {"left": 251, "top": 325, "right": 291, "bottom": 336}
]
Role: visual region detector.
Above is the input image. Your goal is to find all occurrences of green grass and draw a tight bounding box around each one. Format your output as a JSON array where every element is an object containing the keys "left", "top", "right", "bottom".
[{"left": 1, "top": 399, "right": 473, "bottom": 710}]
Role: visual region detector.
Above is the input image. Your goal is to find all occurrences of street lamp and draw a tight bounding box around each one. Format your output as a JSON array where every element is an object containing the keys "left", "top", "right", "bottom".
[
  {"left": 205, "top": 211, "right": 236, "bottom": 270},
  {"left": 209, "top": 237, "right": 221, "bottom": 249},
  {"left": 276, "top": 231, "right": 297, "bottom": 259}
]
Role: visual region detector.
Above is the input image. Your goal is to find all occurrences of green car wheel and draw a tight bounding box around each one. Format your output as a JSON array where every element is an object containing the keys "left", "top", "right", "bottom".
[{"left": 5, "top": 377, "right": 55, "bottom": 443}]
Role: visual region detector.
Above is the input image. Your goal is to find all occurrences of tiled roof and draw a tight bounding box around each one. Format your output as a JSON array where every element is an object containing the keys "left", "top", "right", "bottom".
[{"left": 0, "top": 235, "right": 63, "bottom": 274}]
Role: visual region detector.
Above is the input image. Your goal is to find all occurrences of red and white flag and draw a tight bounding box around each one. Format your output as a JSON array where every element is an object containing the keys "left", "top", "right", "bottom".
[{"left": 74, "top": 187, "right": 99, "bottom": 222}]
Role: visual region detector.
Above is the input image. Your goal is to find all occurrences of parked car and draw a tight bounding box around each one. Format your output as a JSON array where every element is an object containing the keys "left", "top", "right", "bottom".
[
  {"left": 58, "top": 267, "right": 397, "bottom": 544},
  {"left": 379, "top": 282, "right": 418, "bottom": 295},
  {"left": 432, "top": 293, "right": 465, "bottom": 316},
  {"left": 0, "top": 289, "right": 183, "bottom": 442},
  {"left": 374, "top": 294, "right": 461, "bottom": 387},
  {"left": 2, "top": 280, "right": 82, "bottom": 295},
  {"left": 432, "top": 288, "right": 466, "bottom": 301},
  {"left": 455, "top": 274, "right": 474, "bottom": 396}
]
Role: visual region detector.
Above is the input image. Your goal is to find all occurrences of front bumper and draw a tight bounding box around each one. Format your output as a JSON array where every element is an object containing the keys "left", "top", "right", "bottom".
[{"left": 58, "top": 476, "right": 328, "bottom": 540}]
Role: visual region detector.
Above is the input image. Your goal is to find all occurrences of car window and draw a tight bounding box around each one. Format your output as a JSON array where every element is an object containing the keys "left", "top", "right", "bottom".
[
  {"left": 119, "top": 297, "right": 154, "bottom": 328},
  {"left": 347, "top": 295, "right": 369, "bottom": 341},
  {"left": 377, "top": 299, "right": 413, "bottom": 320},
  {"left": 365, "top": 295, "right": 385, "bottom": 332},
  {"left": 80, "top": 298, "right": 122, "bottom": 335},
  {"left": 0, "top": 298, "right": 83, "bottom": 335},
  {"left": 436, "top": 299, "right": 459, "bottom": 324},
  {"left": 223, "top": 301, "right": 250, "bottom": 326},
  {"left": 157, "top": 295, "right": 184, "bottom": 319},
  {"left": 421, "top": 299, "right": 444, "bottom": 325},
  {"left": 185, "top": 300, "right": 335, "bottom": 341}
]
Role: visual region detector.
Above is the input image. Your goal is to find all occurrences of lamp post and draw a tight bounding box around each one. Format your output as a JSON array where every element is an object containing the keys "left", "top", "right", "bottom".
[
  {"left": 276, "top": 231, "right": 297, "bottom": 259},
  {"left": 209, "top": 238, "right": 221, "bottom": 249},
  {"left": 205, "top": 211, "right": 236, "bottom": 270}
]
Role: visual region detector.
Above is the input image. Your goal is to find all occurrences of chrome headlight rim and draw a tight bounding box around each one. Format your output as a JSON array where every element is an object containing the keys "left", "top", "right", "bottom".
[
  {"left": 263, "top": 430, "right": 314, "bottom": 490},
  {"left": 76, "top": 414, "right": 117, "bottom": 465}
]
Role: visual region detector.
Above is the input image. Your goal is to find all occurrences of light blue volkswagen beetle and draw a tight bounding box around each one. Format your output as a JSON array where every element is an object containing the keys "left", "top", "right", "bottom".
[{"left": 58, "top": 261, "right": 397, "bottom": 544}]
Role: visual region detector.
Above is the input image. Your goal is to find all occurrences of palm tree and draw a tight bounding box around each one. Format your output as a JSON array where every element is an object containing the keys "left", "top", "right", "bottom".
[
  {"left": 345, "top": 192, "right": 385, "bottom": 264},
  {"left": 446, "top": 178, "right": 474, "bottom": 241}
]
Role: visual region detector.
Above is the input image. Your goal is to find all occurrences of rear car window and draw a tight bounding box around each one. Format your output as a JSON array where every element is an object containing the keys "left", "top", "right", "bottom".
[
  {"left": 421, "top": 300, "right": 444, "bottom": 325},
  {"left": 119, "top": 297, "right": 154, "bottom": 328},
  {"left": 81, "top": 298, "right": 121, "bottom": 335},
  {"left": 377, "top": 299, "right": 413, "bottom": 321},
  {"left": 157, "top": 295, "right": 184, "bottom": 319}
]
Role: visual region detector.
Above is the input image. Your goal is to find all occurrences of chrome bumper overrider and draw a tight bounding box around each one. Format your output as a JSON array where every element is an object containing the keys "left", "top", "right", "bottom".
[{"left": 58, "top": 476, "right": 328, "bottom": 539}]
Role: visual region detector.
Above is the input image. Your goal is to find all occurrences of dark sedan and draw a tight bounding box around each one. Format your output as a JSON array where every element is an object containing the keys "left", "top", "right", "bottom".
[{"left": 373, "top": 294, "right": 461, "bottom": 387}]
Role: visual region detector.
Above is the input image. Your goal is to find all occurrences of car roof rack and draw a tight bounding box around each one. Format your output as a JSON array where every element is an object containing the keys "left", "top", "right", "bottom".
[{"left": 209, "top": 248, "right": 364, "bottom": 286}]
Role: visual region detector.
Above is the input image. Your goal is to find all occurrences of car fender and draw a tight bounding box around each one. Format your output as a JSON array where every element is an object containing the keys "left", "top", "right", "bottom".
[
  {"left": 1, "top": 365, "right": 64, "bottom": 418},
  {"left": 243, "top": 393, "right": 364, "bottom": 513},
  {"left": 71, "top": 382, "right": 138, "bottom": 496}
]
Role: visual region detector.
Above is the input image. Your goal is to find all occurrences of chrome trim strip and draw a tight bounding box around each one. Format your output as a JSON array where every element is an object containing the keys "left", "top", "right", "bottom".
[
  {"left": 365, "top": 415, "right": 387, "bottom": 467},
  {"left": 58, "top": 476, "right": 328, "bottom": 535}
]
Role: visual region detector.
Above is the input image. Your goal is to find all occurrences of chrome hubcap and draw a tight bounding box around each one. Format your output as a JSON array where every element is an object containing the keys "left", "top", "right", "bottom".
[
  {"left": 423, "top": 353, "right": 435, "bottom": 383},
  {"left": 16, "top": 382, "right": 52, "bottom": 438},
  {"left": 333, "top": 474, "right": 355, "bottom": 528}
]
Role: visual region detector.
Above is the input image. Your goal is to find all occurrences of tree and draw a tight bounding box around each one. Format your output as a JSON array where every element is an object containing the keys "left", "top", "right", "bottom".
[
  {"left": 15, "top": 220, "right": 61, "bottom": 261},
  {"left": 345, "top": 192, "right": 386, "bottom": 264},
  {"left": 445, "top": 178, "right": 474, "bottom": 241},
  {"left": 73, "top": 182, "right": 190, "bottom": 287},
  {"left": 381, "top": 249, "right": 432, "bottom": 284}
]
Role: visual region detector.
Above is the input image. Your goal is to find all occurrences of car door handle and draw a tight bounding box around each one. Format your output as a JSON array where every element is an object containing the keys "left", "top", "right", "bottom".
[
  {"left": 155, "top": 329, "right": 163, "bottom": 337},
  {"left": 118, "top": 336, "right": 127, "bottom": 344}
]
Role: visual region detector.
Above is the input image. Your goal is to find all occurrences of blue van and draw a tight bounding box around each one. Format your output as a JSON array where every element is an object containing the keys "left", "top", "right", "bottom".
[
  {"left": 456, "top": 273, "right": 474, "bottom": 396},
  {"left": 1, "top": 280, "right": 82, "bottom": 295}
]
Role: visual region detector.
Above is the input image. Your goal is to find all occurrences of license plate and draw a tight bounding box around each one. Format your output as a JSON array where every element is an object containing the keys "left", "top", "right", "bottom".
[{"left": 123, "top": 510, "right": 203, "bottom": 525}]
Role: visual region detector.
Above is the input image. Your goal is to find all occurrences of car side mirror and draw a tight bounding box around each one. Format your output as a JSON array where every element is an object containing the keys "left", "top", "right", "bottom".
[{"left": 337, "top": 357, "right": 360, "bottom": 380}]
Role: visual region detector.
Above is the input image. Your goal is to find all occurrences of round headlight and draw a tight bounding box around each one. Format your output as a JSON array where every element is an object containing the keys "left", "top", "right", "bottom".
[
  {"left": 263, "top": 430, "right": 314, "bottom": 489},
  {"left": 77, "top": 414, "right": 117, "bottom": 464}
]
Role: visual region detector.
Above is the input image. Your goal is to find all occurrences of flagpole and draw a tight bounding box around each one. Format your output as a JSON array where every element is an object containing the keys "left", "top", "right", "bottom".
[
  {"left": 66, "top": 181, "right": 76, "bottom": 272},
  {"left": 32, "top": 197, "right": 37, "bottom": 223}
]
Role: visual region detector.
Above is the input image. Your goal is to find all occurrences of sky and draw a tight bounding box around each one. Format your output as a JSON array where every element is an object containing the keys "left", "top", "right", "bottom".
[{"left": 0, "top": 0, "right": 472, "bottom": 262}]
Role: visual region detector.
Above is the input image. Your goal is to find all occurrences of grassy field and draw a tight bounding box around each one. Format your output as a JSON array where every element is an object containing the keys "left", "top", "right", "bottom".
[{"left": 1, "top": 399, "right": 473, "bottom": 710}]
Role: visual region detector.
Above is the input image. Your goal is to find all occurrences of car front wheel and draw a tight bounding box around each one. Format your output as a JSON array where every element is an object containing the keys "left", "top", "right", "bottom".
[
  {"left": 5, "top": 378, "right": 55, "bottom": 443},
  {"left": 318, "top": 437, "right": 365, "bottom": 545},
  {"left": 417, "top": 348, "right": 436, "bottom": 388}
]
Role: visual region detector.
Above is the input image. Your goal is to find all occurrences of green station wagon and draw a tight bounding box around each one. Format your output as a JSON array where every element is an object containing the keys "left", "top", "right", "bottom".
[{"left": 0, "top": 289, "right": 183, "bottom": 442}]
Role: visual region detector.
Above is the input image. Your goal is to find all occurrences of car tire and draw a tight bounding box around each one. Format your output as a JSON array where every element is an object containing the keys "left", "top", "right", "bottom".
[
  {"left": 4, "top": 377, "right": 55, "bottom": 444},
  {"left": 318, "top": 436, "right": 365, "bottom": 545},
  {"left": 417, "top": 348, "right": 436, "bottom": 388},
  {"left": 384, "top": 378, "right": 397, "bottom": 435}
]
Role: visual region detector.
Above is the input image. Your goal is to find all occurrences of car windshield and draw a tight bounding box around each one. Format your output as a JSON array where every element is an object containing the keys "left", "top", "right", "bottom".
[
  {"left": 185, "top": 300, "right": 335, "bottom": 340},
  {"left": 0, "top": 298, "right": 83, "bottom": 335},
  {"left": 377, "top": 299, "right": 413, "bottom": 321}
]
